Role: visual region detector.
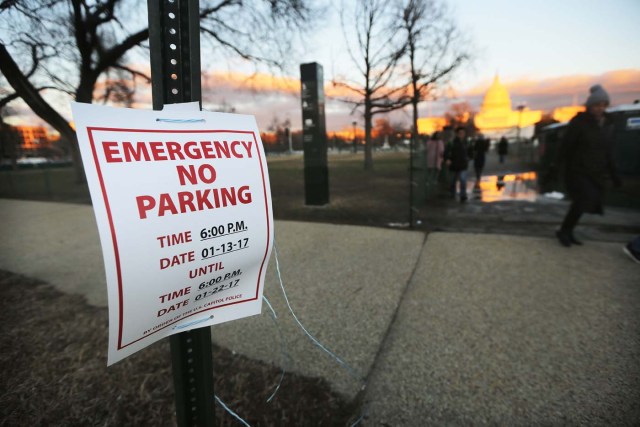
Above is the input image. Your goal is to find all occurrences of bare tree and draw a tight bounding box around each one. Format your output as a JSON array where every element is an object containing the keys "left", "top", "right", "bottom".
[
  {"left": 396, "top": 0, "right": 469, "bottom": 144},
  {"left": 0, "top": 0, "right": 317, "bottom": 182},
  {"left": 0, "top": 32, "right": 78, "bottom": 169},
  {"left": 333, "top": 0, "right": 410, "bottom": 171}
]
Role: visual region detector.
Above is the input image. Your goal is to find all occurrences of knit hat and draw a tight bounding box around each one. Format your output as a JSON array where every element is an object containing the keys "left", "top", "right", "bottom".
[{"left": 585, "top": 84, "right": 610, "bottom": 107}]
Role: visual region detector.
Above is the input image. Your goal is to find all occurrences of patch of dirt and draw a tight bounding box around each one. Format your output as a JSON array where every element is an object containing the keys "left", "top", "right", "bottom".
[{"left": 0, "top": 270, "right": 358, "bottom": 426}]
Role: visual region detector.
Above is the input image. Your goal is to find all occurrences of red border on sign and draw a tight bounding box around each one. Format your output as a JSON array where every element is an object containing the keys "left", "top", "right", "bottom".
[{"left": 86, "top": 127, "right": 271, "bottom": 349}]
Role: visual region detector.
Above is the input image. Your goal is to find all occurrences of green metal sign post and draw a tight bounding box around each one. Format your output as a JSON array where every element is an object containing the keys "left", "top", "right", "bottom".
[{"left": 147, "top": 1, "right": 216, "bottom": 425}]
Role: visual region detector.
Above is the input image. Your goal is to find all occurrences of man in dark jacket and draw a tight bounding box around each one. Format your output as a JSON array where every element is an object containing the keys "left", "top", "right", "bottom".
[
  {"left": 556, "top": 84, "right": 621, "bottom": 247},
  {"left": 445, "top": 127, "right": 469, "bottom": 202}
]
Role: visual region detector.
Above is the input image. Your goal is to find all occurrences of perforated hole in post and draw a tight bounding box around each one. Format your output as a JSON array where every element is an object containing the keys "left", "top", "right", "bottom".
[
  {"left": 168, "top": 12, "right": 175, "bottom": 19},
  {"left": 171, "top": 73, "right": 178, "bottom": 80},
  {"left": 170, "top": 43, "right": 177, "bottom": 50},
  {"left": 171, "top": 88, "right": 178, "bottom": 94}
]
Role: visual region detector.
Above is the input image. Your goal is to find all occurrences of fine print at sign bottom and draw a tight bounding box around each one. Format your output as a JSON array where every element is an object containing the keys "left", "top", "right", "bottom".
[{"left": 71, "top": 102, "right": 274, "bottom": 365}]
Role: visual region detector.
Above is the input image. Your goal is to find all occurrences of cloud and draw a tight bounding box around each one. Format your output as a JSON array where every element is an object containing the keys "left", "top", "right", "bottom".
[
  {"left": 202, "top": 71, "right": 299, "bottom": 95},
  {"left": 463, "top": 69, "right": 640, "bottom": 101},
  {"left": 201, "top": 70, "right": 360, "bottom": 99},
  {"left": 198, "top": 70, "right": 359, "bottom": 131}
]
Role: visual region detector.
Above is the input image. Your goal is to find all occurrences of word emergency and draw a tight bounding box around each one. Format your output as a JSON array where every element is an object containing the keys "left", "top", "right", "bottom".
[{"left": 101, "top": 139, "right": 254, "bottom": 162}]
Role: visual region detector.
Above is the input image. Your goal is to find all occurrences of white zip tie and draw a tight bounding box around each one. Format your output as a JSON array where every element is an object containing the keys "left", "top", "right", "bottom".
[
  {"left": 263, "top": 296, "right": 288, "bottom": 403},
  {"left": 214, "top": 394, "right": 251, "bottom": 427},
  {"left": 350, "top": 409, "right": 367, "bottom": 427},
  {"left": 262, "top": 295, "right": 277, "bottom": 319},
  {"left": 213, "top": 243, "right": 366, "bottom": 425},
  {"left": 273, "top": 242, "right": 364, "bottom": 382}
]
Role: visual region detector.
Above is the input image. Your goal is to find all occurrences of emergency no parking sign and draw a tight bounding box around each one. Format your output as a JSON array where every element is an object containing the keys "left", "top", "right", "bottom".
[{"left": 71, "top": 102, "right": 273, "bottom": 365}]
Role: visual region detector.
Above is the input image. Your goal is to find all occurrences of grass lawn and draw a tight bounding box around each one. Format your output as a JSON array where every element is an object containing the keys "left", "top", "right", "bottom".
[
  {"left": 269, "top": 151, "right": 411, "bottom": 227},
  {"left": 0, "top": 151, "right": 414, "bottom": 226}
]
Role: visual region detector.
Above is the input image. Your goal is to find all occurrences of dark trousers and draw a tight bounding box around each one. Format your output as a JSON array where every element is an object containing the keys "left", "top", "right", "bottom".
[
  {"left": 450, "top": 170, "right": 468, "bottom": 199},
  {"left": 561, "top": 202, "right": 583, "bottom": 233},
  {"left": 474, "top": 158, "right": 485, "bottom": 181}
]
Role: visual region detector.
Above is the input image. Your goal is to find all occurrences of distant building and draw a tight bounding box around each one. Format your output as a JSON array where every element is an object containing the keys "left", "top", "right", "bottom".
[
  {"left": 416, "top": 75, "right": 587, "bottom": 140},
  {"left": 14, "top": 125, "right": 52, "bottom": 151},
  {"left": 1, "top": 118, "right": 60, "bottom": 157},
  {"left": 473, "top": 75, "right": 542, "bottom": 138},
  {"left": 417, "top": 117, "right": 447, "bottom": 136}
]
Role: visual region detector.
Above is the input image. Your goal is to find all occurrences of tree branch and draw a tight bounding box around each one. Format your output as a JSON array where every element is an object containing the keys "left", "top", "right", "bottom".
[
  {"left": 113, "top": 64, "right": 151, "bottom": 83},
  {"left": 94, "top": 28, "right": 149, "bottom": 75},
  {"left": 0, "top": 42, "right": 74, "bottom": 141}
]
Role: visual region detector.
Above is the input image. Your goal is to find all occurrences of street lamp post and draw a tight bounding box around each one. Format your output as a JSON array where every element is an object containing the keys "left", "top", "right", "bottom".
[
  {"left": 286, "top": 127, "right": 292, "bottom": 153},
  {"left": 516, "top": 104, "right": 525, "bottom": 160}
]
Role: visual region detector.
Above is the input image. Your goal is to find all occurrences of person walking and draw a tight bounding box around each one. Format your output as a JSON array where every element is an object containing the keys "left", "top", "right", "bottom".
[
  {"left": 445, "top": 127, "right": 469, "bottom": 202},
  {"left": 497, "top": 136, "right": 508, "bottom": 163},
  {"left": 426, "top": 132, "right": 445, "bottom": 189},
  {"left": 555, "top": 84, "right": 621, "bottom": 247},
  {"left": 473, "top": 134, "right": 489, "bottom": 188}
]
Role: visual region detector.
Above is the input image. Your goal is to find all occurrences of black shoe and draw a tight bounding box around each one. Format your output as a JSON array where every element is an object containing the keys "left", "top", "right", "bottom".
[
  {"left": 623, "top": 243, "right": 640, "bottom": 264},
  {"left": 556, "top": 230, "right": 571, "bottom": 247},
  {"left": 569, "top": 234, "right": 583, "bottom": 245}
]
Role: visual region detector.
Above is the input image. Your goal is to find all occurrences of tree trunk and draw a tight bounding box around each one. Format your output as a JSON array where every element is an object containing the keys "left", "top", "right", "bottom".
[
  {"left": 68, "top": 75, "right": 101, "bottom": 183},
  {"left": 364, "top": 103, "right": 373, "bottom": 171},
  {"left": 412, "top": 98, "right": 418, "bottom": 146},
  {"left": 409, "top": 96, "right": 419, "bottom": 227},
  {"left": 0, "top": 119, "right": 20, "bottom": 170},
  {"left": 0, "top": 43, "right": 86, "bottom": 183}
]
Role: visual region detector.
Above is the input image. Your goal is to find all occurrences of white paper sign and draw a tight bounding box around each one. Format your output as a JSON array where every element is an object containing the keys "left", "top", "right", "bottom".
[{"left": 71, "top": 102, "right": 273, "bottom": 365}]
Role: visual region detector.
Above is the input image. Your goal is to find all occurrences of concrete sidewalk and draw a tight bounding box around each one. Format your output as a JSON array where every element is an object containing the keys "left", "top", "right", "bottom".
[
  {"left": 1, "top": 199, "right": 639, "bottom": 425},
  {"left": 363, "top": 233, "right": 640, "bottom": 425}
]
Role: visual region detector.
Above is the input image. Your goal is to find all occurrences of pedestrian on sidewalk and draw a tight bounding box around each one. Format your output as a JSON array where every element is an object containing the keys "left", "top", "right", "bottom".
[
  {"left": 497, "top": 136, "right": 508, "bottom": 163},
  {"left": 473, "top": 134, "right": 489, "bottom": 188},
  {"left": 426, "top": 132, "right": 445, "bottom": 189},
  {"left": 445, "top": 127, "right": 469, "bottom": 202},
  {"left": 555, "top": 84, "right": 622, "bottom": 247}
]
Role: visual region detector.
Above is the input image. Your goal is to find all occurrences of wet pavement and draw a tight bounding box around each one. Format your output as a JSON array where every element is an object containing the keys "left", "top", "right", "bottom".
[
  {"left": 474, "top": 171, "right": 539, "bottom": 203},
  {"left": 414, "top": 151, "right": 640, "bottom": 243}
]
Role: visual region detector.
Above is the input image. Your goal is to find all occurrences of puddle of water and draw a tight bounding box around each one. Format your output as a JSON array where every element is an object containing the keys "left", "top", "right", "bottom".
[{"left": 471, "top": 172, "right": 541, "bottom": 203}]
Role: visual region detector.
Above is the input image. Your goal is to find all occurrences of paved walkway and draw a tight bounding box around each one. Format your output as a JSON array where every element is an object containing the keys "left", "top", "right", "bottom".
[{"left": 1, "top": 199, "right": 639, "bottom": 425}]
